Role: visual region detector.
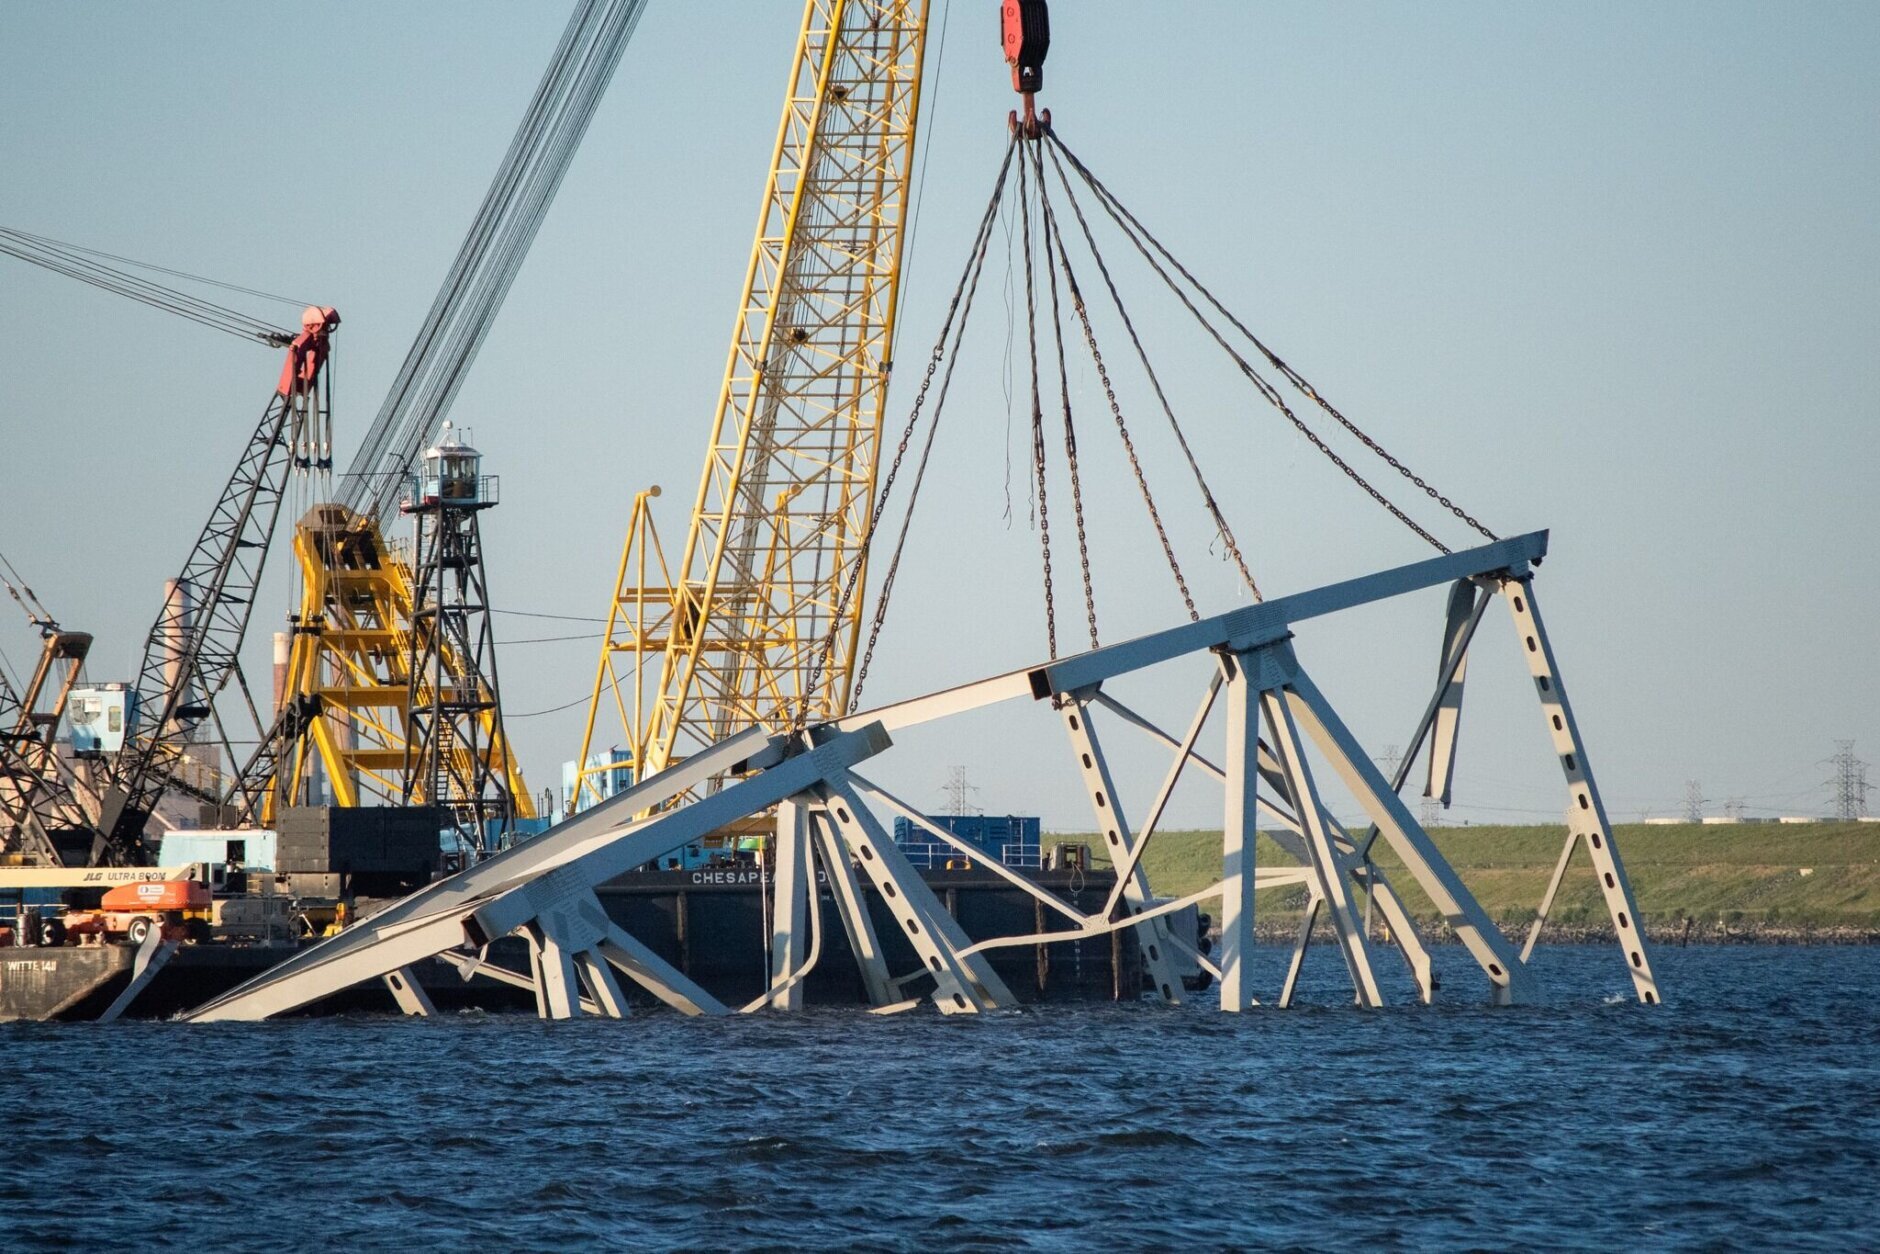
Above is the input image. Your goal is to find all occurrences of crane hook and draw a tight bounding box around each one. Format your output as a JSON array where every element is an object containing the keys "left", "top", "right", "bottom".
[{"left": 1001, "top": 0, "right": 1050, "bottom": 139}]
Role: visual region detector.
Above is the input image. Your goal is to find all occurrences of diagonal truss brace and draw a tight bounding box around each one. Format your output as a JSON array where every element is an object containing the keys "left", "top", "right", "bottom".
[
  {"left": 175, "top": 529, "right": 1653, "bottom": 1022},
  {"left": 1093, "top": 685, "right": 1434, "bottom": 1004},
  {"left": 1500, "top": 575, "right": 1660, "bottom": 1002},
  {"left": 1253, "top": 655, "right": 1384, "bottom": 1007},
  {"left": 186, "top": 724, "right": 865, "bottom": 1021},
  {"left": 818, "top": 775, "right": 1018, "bottom": 1013},
  {"left": 1059, "top": 690, "right": 1187, "bottom": 1003}
]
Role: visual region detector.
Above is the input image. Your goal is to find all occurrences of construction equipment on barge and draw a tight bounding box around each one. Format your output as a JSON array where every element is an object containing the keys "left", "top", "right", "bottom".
[
  {"left": 8, "top": 1, "right": 1663, "bottom": 1023},
  {"left": 0, "top": 0, "right": 660, "bottom": 866},
  {"left": 0, "top": 561, "right": 94, "bottom": 865},
  {"left": 178, "top": 0, "right": 1662, "bottom": 1023}
]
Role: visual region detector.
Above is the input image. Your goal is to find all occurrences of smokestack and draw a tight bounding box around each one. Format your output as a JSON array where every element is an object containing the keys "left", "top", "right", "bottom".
[
  {"left": 272, "top": 631, "right": 290, "bottom": 723},
  {"left": 160, "top": 578, "right": 195, "bottom": 739}
]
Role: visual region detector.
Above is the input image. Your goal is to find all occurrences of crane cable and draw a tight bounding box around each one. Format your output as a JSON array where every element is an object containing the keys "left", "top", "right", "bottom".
[
  {"left": 1015, "top": 141, "right": 1059, "bottom": 660},
  {"left": 337, "top": 0, "right": 648, "bottom": 524},
  {"left": 1041, "top": 139, "right": 1256, "bottom": 601},
  {"left": 845, "top": 115, "right": 1504, "bottom": 709},
  {"left": 0, "top": 226, "right": 297, "bottom": 346},
  {"left": 1029, "top": 137, "right": 1198, "bottom": 621},
  {"left": 0, "top": 549, "right": 57, "bottom": 634},
  {"left": 1048, "top": 131, "right": 1497, "bottom": 552},
  {"left": 848, "top": 128, "right": 1237, "bottom": 704},
  {"left": 1030, "top": 139, "right": 1099, "bottom": 652},
  {"left": 804, "top": 135, "right": 1019, "bottom": 722}
]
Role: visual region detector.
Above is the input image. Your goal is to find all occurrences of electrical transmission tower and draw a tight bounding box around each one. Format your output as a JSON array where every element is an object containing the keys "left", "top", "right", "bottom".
[
  {"left": 1683, "top": 779, "right": 1705, "bottom": 824},
  {"left": 1376, "top": 744, "right": 1403, "bottom": 783},
  {"left": 1828, "top": 741, "right": 1871, "bottom": 821},
  {"left": 942, "top": 766, "right": 979, "bottom": 818}
]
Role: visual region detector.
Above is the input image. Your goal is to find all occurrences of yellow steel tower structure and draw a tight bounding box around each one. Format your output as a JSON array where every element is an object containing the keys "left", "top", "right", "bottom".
[
  {"left": 239, "top": 505, "right": 535, "bottom": 833},
  {"left": 575, "top": 0, "right": 929, "bottom": 806}
]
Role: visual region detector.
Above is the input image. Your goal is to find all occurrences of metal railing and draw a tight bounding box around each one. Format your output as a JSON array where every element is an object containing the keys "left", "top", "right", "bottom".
[
  {"left": 894, "top": 841, "right": 1041, "bottom": 871},
  {"left": 400, "top": 474, "right": 501, "bottom": 511}
]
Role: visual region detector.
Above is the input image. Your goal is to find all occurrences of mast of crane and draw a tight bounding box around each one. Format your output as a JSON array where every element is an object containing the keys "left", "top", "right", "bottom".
[
  {"left": 576, "top": 0, "right": 930, "bottom": 805},
  {"left": 0, "top": 561, "right": 94, "bottom": 864}
]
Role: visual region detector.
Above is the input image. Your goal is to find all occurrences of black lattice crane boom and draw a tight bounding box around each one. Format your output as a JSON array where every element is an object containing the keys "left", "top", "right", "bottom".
[{"left": 92, "top": 308, "right": 339, "bottom": 863}]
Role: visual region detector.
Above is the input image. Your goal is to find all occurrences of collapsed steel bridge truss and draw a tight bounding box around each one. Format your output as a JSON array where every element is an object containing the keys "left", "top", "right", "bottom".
[{"left": 186, "top": 531, "right": 1659, "bottom": 1023}]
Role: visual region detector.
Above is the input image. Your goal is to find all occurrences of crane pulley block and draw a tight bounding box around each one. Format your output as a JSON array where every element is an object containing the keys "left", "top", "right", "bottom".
[
  {"left": 1001, "top": 0, "right": 1050, "bottom": 94},
  {"left": 277, "top": 306, "right": 339, "bottom": 397}
]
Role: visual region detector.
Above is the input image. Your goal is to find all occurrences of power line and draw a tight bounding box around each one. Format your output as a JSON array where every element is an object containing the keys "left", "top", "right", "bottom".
[
  {"left": 491, "top": 608, "right": 609, "bottom": 623},
  {"left": 507, "top": 694, "right": 590, "bottom": 719},
  {"left": 337, "top": 0, "right": 650, "bottom": 525}
]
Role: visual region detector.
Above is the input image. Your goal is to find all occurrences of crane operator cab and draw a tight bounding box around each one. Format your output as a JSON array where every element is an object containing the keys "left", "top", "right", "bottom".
[{"left": 407, "top": 421, "right": 494, "bottom": 509}]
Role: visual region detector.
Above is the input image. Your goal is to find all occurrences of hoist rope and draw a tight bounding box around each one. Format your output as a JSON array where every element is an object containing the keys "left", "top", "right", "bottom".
[
  {"left": 837, "top": 118, "right": 1502, "bottom": 717},
  {"left": 338, "top": 0, "right": 648, "bottom": 525},
  {"left": 0, "top": 549, "right": 55, "bottom": 631},
  {"left": 1047, "top": 135, "right": 1445, "bottom": 551},
  {"left": 0, "top": 226, "right": 308, "bottom": 306},
  {"left": 0, "top": 226, "right": 294, "bottom": 346},
  {"left": 848, "top": 177, "right": 1008, "bottom": 711},
  {"left": 1049, "top": 132, "right": 1497, "bottom": 551},
  {"left": 1016, "top": 145, "right": 1060, "bottom": 660}
]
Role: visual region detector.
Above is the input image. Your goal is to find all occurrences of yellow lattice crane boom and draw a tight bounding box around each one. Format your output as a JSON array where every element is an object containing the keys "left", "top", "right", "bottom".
[
  {"left": 236, "top": 504, "right": 534, "bottom": 834},
  {"left": 576, "top": 0, "right": 930, "bottom": 806}
]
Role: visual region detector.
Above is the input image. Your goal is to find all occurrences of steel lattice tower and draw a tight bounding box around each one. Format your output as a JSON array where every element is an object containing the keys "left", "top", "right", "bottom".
[
  {"left": 400, "top": 425, "right": 519, "bottom": 856},
  {"left": 1829, "top": 741, "right": 1870, "bottom": 821}
]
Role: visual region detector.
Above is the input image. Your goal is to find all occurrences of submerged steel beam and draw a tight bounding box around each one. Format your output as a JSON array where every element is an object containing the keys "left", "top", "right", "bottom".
[
  {"left": 173, "top": 529, "right": 1651, "bottom": 1023},
  {"left": 187, "top": 724, "right": 889, "bottom": 1021},
  {"left": 1499, "top": 575, "right": 1660, "bottom": 1003}
]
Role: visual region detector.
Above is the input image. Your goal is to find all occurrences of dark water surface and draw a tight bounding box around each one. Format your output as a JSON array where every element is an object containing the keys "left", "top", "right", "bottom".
[{"left": 3, "top": 945, "right": 1877, "bottom": 1250}]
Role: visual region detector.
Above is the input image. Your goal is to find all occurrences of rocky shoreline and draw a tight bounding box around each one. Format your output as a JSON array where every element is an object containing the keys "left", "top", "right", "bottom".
[{"left": 1244, "top": 919, "right": 1880, "bottom": 946}]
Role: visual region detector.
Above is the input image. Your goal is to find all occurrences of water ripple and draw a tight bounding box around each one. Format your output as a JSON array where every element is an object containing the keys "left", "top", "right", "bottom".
[{"left": 1, "top": 945, "right": 1877, "bottom": 1248}]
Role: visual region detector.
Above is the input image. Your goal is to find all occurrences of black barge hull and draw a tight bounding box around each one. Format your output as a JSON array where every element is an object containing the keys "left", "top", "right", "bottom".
[{"left": 2, "top": 867, "right": 1143, "bottom": 1020}]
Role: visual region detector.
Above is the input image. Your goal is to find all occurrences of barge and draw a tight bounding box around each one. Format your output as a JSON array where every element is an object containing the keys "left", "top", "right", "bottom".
[{"left": 2, "top": 862, "right": 1172, "bottom": 1021}]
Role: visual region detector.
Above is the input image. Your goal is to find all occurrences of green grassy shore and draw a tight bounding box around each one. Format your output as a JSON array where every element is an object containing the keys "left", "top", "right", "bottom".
[{"left": 1043, "top": 823, "right": 1880, "bottom": 942}]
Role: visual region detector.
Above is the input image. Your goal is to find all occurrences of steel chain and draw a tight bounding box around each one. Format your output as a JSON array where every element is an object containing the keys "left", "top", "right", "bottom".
[
  {"left": 1041, "top": 140, "right": 1261, "bottom": 600},
  {"left": 1017, "top": 144, "right": 1060, "bottom": 659},
  {"left": 807, "top": 135, "right": 1019, "bottom": 723},
  {"left": 848, "top": 140, "right": 1017, "bottom": 709},
  {"left": 1051, "top": 133, "right": 1497, "bottom": 551},
  {"left": 1030, "top": 141, "right": 1101, "bottom": 651},
  {"left": 1033, "top": 148, "right": 1198, "bottom": 621}
]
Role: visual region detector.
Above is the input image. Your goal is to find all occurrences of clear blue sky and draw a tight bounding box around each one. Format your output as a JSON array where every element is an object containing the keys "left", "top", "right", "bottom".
[{"left": 1, "top": 2, "right": 1874, "bottom": 830}]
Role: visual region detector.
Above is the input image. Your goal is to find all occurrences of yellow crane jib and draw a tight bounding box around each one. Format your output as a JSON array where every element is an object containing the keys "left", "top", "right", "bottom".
[{"left": 575, "top": 0, "right": 931, "bottom": 810}]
